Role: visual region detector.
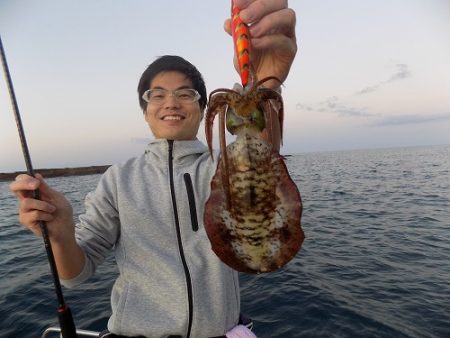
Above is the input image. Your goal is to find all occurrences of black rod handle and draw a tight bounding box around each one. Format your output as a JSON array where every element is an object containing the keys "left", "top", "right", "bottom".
[{"left": 58, "top": 305, "right": 77, "bottom": 338}]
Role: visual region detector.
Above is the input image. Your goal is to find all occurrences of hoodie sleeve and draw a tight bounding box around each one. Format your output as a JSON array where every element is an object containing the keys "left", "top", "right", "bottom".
[{"left": 61, "top": 166, "right": 120, "bottom": 287}]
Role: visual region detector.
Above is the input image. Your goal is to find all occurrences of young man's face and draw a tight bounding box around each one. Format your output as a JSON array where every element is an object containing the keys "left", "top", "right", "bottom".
[{"left": 144, "top": 71, "right": 203, "bottom": 140}]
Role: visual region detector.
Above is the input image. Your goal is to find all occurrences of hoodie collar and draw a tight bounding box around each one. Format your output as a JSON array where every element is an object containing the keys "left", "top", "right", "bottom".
[{"left": 144, "top": 138, "right": 209, "bottom": 165}]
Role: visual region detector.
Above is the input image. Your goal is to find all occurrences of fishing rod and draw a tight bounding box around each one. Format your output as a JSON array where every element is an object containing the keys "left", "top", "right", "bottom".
[{"left": 0, "top": 35, "right": 77, "bottom": 338}]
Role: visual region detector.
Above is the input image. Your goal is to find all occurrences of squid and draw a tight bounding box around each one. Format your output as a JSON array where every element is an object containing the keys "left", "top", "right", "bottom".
[{"left": 203, "top": 1, "right": 304, "bottom": 273}]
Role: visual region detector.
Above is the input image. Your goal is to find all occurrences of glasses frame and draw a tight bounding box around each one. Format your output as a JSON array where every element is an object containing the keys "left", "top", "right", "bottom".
[{"left": 142, "top": 88, "right": 201, "bottom": 105}]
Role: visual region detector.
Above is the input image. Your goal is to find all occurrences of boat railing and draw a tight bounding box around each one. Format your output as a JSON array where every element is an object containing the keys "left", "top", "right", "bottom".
[{"left": 41, "top": 327, "right": 100, "bottom": 338}]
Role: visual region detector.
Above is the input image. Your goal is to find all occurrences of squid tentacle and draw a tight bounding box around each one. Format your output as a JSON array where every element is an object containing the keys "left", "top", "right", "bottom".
[
  {"left": 205, "top": 102, "right": 225, "bottom": 158},
  {"left": 258, "top": 89, "right": 284, "bottom": 144},
  {"left": 219, "top": 107, "right": 232, "bottom": 210}
]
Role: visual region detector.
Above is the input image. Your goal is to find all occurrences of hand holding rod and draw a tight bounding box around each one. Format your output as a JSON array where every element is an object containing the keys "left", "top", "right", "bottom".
[{"left": 0, "top": 34, "right": 77, "bottom": 338}]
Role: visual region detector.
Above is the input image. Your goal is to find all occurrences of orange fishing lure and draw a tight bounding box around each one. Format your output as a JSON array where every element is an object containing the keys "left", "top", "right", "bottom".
[{"left": 231, "top": 0, "right": 250, "bottom": 87}]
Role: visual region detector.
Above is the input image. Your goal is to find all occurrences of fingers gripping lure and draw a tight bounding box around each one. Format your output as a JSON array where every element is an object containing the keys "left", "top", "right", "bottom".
[{"left": 231, "top": 0, "right": 250, "bottom": 87}]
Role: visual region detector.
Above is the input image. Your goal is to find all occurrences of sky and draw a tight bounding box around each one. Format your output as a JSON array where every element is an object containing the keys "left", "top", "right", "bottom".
[{"left": 1, "top": 0, "right": 449, "bottom": 172}]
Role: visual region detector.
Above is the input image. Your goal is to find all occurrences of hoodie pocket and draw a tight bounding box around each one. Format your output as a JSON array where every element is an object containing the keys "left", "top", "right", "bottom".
[{"left": 183, "top": 173, "right": 199, "bottom": 232}]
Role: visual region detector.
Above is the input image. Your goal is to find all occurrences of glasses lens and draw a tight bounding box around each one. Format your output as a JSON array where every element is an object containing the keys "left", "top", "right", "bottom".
[
  {"left": 148, "top": 89, "right": 166, "bottom": 103},
  {"left": 175, "top": 89, "right": 198, "bottom": 102}
]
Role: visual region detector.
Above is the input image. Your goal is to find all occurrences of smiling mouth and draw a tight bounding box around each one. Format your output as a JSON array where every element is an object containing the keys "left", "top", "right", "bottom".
[{"left": 162, "top": 115, "right": 185, "bottom": 121}]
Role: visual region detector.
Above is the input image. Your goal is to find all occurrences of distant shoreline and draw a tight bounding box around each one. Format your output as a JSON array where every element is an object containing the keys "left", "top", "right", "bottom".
[{"left": 0, "top": 165, "right": 110, "bottom": 182}]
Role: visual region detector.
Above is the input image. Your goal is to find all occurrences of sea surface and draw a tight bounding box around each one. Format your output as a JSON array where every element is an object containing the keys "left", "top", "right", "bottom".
[{"left": 0, "top": 145, "right": 449, "bottom": 338}]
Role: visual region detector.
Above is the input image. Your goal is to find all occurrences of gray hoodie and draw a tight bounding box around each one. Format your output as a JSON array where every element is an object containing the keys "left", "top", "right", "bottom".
[{"left": 62, "top": 139, "right": 240, "bottom": 337}]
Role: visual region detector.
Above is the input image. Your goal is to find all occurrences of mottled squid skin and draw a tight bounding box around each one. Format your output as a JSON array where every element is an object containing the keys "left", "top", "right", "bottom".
[
  {"left": 204, "top": 130, "right": 304, "bottom": 273},
  {"left": 204, "top": 77, "right": 304, "bottom": 274}
]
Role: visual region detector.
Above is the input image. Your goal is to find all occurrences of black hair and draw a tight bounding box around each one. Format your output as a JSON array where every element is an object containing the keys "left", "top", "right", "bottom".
[{"left": 137, "top": 55, "right": 207, "bottom": 112}]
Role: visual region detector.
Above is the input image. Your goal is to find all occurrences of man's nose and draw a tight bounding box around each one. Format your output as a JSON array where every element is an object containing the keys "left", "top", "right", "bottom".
[{"left": 163, "top": 93, "right": 181, "bottom": 107}]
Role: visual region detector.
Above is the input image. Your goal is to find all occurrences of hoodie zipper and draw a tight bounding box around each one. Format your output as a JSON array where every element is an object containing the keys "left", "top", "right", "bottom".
[{"left": 168, "top": 140, "right": 194, "bottom": 338}]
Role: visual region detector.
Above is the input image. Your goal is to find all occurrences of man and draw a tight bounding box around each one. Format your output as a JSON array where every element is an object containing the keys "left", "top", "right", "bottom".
[{"left": 10, "top": 0, "right": 297, "bottom": 337}]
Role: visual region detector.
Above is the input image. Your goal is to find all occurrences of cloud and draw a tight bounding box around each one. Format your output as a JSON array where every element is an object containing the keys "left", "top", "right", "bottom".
[
  {"left": 387, "top": 63, "right": 411, "bottom": 82},
  {"left": 355, "top": 84, "right": 380, "bottom": 95},
  {"left": 297, "top": 96, "right": 377, "bottom": 117},
  {"left": 295, "top": 103, "right": 314, "bottom": 112},
  {"left": 335, "top": 107, "right": 376, "bottom": 117},
  {"left": 373, "top": 113, "right": 450, "bottom": 126},
  {"left": 295, "top": 62, "right": 411, "bottom": 119},
  {"left": 355, "top": 63, "right": 411, "bottom": 95},
  {"left": 319, "top": 96, "right": 339, "bottom": 110}
]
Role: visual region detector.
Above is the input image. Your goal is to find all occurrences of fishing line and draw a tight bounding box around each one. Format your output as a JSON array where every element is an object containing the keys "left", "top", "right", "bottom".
[{"left": 0, "top": 35, "right": 77, "bottom": 338}]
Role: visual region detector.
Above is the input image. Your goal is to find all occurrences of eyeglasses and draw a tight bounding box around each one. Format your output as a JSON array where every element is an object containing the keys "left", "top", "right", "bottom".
[{"left": 142, "top": 88, "right": 201, "bottom": 105}]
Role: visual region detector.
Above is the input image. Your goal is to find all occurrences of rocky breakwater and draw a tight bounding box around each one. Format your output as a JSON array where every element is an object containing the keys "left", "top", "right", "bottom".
[{"left": 0, "top": 165, "right": 110, "bottom": 182}]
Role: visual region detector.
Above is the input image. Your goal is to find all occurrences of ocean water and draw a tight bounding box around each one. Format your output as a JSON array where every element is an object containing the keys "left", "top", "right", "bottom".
[{"left": 0, "top": 145, "right": 449, "bottom": 338}]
